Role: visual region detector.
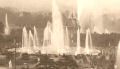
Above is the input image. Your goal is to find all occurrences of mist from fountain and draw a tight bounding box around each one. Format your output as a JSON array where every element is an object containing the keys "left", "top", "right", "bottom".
[
  {"left": 5, "top": 13, "right": 10, "bottom": 35},
  {"left": 77, "top": 0, "right": 82, "bottom": 21}
]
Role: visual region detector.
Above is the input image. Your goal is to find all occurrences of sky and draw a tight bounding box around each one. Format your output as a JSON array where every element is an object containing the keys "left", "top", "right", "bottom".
[
  {"left": 0, "top": 0, "right": 76, "bottom": 12},
  {"left": 0, "top": 0, "right": 120, "bottom": 12}
]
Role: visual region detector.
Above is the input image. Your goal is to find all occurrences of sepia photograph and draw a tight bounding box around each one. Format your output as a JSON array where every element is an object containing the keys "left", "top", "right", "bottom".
[{"left": 0, "top": 0, "right": 119, "bottom": 69}]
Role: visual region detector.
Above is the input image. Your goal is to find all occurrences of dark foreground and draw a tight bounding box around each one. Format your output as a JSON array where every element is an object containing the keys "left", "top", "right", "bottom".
[{"left": 0, "top": 50, "right": 116, "bottom": 69}]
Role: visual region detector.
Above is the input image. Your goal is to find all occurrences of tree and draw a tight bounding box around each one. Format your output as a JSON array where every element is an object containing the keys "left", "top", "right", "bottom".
[{"left": 0, "top": 21, "right": 4, "bottom": 34}]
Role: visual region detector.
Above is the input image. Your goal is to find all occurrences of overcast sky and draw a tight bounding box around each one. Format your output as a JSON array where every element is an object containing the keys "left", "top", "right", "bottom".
[
  {"left": 0, "top": 0, "right": 76, "bottom": 12},
  {"left": 0, "top": 0, "right": 120, "bottom": 12}
]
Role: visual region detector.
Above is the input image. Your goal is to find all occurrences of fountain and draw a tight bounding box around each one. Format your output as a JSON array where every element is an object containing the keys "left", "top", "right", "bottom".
[
  {"left": 42, "top": 21, "right": 52, "bottom": 54},
  {"left": 64, "top": 27, "right": 70, "bottom": 53},
  {"left": 51, "top": 0, "right": 66, "bottom": 55},
  {"left": 77, "top": 0, "right": 101, "bottom": 55},
  {"left": 115, "top": 41, "right": 120, "bottom": 69},
  {"left": 75, "top": 28, "right": 81, "bottom": 55},
  {"left": 77, "top": 0, "right": 83, "bottom": 21},
  {"left": 42, "top": 0, "right": 69, "bottom": 55},
  {"left": 21, "top": 27, "right": 33, "bottom": 54},
  {"left": 4, "top": 13, "right": 10, "bottom": 35},
  {"left": 28, "top": 30, "right": 34, "bottom": 51},
  {"left": 33, "top": 26, "right": 40, "bottom": 50},
  {"left": 15, "top": 26, "right": 40, "bottom": 54},
  {"left": 22, "top": 27, "right": 28, "bottom": 50},
  {"left": 85, "top": 28, "right": 92, "bottom": 54},
  {"left": 74, "top": 0, "right": 83, "bottom": 55},
  {"left": 84, "top": 28, "right": 100, "bottom": 55},
  {"left": 43, "top": 21, "right": 52, "bottom": 46},
  {"left": 8, "top": 60, "right": 12, "bottom": 69}
]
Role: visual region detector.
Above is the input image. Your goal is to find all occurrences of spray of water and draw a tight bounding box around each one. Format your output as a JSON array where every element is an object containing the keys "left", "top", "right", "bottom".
[
  {"left": 20, "top": 26, "right": 40, "bottom": 54},
  {"left": 115, "top": 41, "right": 120, "bottom": 69},
  {"left": 5, "top": 13, "right": 10, "bottom": 35},
  {"left": 42, "top": 21, "right": 52, "bottom": 54},
  {"left": 75, "top": 28, "right": 81, "bottom": 55},
  {"left": 64, "top": 27, "right": 70, "bottom": 53},
  {"left": 8, "top": 60, "right": 12, "bottom": 69},
  {"left": 22, "top": 27, "right": 28, "bottom": 49},
  {"left": 85, "top": 28, "right": 92, "bottom": 54},
  {"left": 51, "top": 0, "right": 65, "bottom": 55},
  {"left": 33, "top": 26, "right": 39, "bottom": 50}
]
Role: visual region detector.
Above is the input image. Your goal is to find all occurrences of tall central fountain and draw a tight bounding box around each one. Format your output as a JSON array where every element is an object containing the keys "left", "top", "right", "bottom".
[{"left": 51, "top": 0, "right": 66, "bottom": 55}]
